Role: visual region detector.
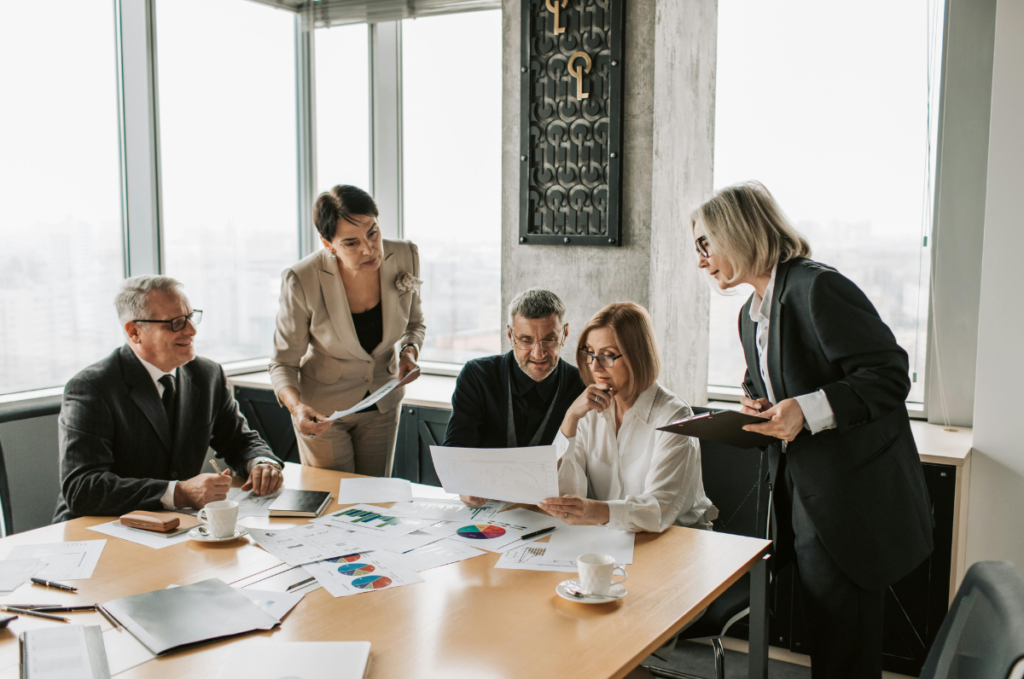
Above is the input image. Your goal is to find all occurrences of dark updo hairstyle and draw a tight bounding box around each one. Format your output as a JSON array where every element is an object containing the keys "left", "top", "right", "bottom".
[{"left": 314, "top": 185, "right": 379, "bottom": 241}]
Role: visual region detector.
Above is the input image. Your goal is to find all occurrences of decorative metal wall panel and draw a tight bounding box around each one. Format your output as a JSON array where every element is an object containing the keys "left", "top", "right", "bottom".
[{"left": 520, "top": 0, "right": 624, "bottom": 247}]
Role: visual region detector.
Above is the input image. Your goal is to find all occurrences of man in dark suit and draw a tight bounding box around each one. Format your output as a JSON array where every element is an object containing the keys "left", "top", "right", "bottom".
[
  {"left": 53, "top": 275, "right": 284, "bottom": 523},
  {"left": 443, "top": 289, "right": 585, "bottom": 505}
]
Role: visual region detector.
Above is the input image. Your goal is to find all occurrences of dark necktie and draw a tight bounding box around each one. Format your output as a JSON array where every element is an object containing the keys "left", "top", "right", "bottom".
[{"left": 159, "top": 374, "right": 176, "bottom": 434}]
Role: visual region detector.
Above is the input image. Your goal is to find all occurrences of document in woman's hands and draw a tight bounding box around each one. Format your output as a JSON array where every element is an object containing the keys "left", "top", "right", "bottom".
[{"left": 428, "top": 445, "right": 559, "bottom": 505}]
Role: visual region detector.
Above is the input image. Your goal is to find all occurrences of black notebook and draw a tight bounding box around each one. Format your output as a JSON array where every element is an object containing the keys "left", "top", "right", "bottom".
[
  {"left": 21, "top": 625, "right": 111, "bottom": 678},
  {"left": 269, "top": 490, "right": 333, "bottom": 518},
  {"left": 657, "top": 409, "right": 775, "bottom": 449}
]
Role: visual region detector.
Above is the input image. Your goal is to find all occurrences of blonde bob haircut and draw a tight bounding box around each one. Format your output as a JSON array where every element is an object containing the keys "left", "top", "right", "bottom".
[
  {"left": 576, "top": 302, "right": 660, "bottom": 403},
  {"left": 691, "top": 181, "right": 811, "bottom": 286}
]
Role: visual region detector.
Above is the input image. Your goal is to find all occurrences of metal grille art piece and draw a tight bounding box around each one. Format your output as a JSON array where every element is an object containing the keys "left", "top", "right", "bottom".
[{"left": 520, "top": 0, "right": 624, "bottom": 246}]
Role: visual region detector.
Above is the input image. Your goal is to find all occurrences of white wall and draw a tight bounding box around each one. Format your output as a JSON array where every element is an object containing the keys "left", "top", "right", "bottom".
[{"left": 966, "top": 0, "right": 1024, "bottom": 573}]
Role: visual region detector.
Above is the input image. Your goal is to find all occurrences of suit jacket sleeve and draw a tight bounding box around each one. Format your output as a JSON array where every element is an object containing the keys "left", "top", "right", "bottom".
[
  {"left": 209, "top": 366, "right": 281, "bottom": 476},
  {"left": 443, "top": 364, "right": 486, "bottom": 448},
  {"left": 58, "top": 377, "right": 169, "bottom": 517},
  {"left": 808, "top": 271, "right": 912, "bottom": 431},
  {"left": 401, "top": 243, "right": 426, "bottom": 351},
  {"left": 269, "top": 268, "right": 311, "bottom": 400}
]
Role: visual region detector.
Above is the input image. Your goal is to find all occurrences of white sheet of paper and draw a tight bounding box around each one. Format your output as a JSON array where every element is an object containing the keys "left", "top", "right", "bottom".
[
  {"left": 248, "top": 525, "right": 369, "bottom": 566},
  {"left": 236, "top": 587, "right": 305, "bottom": 622},
  {"left": 386, "top": 498, "right": 506, "bottom": 523},
  {"left": 103, "top": 625, "right": 157, "bottom": 675},
  {"left": 543, "top": 525, "right": 635, "bottom": 564},
  {"left": 394, "top": 539, "right": 486, "bottom": 572},
  {"left": 326, "top": 368, "right": 420, "bottom": 421},
  {"left": 5, "top": 541, "right": 106, "bottom": 581},
  {"left": 0, "top": 558, "right": 44, "bottom": 593},
  {"left": 320, "top": 527, "right": 444, "bottom": 554},
  {"left": 235, "top": 564, "right": 323, "bottom": 596},
  {"left": 429, "top": 445, "right": 560, "bottom": 504},
  {"left": 215, "top": 642, "right": 371, "bottom": 679},
  {"left": 87, "top": 521, "right": 191, "bottom": 550},
  {"left": 441, "top": 510, "right": 561, "bottom": 553},
  {"left": 337, "top": 477, "right": 413, "bottom": 504},
  {"left": 304, "top": 550, "right": 423, "bottom": 598},
  {"left": 495, "top": 544, "right": 578, "bottom": 572},
  {"left": 317, "top": 504, "right": 431, "bottom": 539},
  {"left": 23, "top": 625, "right": 101, "bottom": 679}
]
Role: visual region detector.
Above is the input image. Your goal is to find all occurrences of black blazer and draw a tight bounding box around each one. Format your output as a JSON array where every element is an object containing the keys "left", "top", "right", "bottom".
[
  {"left": 740, "top": 258, "right": 933, "bottom": 591},
  {"left": 53, "top": 345, "right": 280, "bottom": 522},
  {"left": 443, "top": 351, "right": 586, "bottom": 449}
]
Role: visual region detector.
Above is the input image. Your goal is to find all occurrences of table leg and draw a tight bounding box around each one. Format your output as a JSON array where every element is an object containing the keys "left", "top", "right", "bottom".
[{"left": 748, "top": 556, "right": 769, "bottom": 679}]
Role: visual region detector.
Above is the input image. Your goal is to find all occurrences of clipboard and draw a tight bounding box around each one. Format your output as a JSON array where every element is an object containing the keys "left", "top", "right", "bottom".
[{"left": 657, "top": 409, "right": 775, "bottom": 449}]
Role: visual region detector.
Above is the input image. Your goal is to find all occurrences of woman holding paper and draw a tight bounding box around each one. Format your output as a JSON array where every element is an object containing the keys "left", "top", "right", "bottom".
[
  {"left": 690, "top": 181, "right": 932, "bottom": 677},
  {"left": 270, "top": 185, "right": 425, "bottom": 475},
  {"left": 537, "top": 303, "right": 715, "bottom": 532}
]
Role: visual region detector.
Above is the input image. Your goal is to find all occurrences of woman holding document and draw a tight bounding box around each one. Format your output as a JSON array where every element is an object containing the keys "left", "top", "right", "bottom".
[
  {"left": 690, "top": 181, "right": 932, "bottom": 677},
  {"left": 537, "top": 303, "right": 715, "bottom": 532},
  {"left": 270, "top": 185, "right": 425, "bottom": 475}
]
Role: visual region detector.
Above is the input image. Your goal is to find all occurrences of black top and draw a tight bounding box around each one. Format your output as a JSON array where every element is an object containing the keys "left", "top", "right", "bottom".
[
  {"left": 443, "top": 351, "right": 586, "bottom": 449},
  {"left": 509, "top": 359, "right": 560, "bottom": 446},
  {"left": 351, "top": 301, "right": 383, "bottom": 356}
]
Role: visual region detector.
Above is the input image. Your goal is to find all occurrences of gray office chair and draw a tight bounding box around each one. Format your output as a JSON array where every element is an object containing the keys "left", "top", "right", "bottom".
[
  {"left": 0, "top": 400, "right": 63, "bottom": 533},
  {"left": 644, "top": 406, "right": 771, "bottom": 679},
  {"left": 919, "top": 561, "right": 1024, "bottom": 679},
  {"left": 0, "top": 439, "right": 13, "bottom": 537}
]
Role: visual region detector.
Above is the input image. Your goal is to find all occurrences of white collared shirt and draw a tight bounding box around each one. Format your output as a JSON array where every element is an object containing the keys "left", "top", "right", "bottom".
[
  {"left": 749, "top": 263, "right": 836, "bottom": 434},
  {"left": 554, "top": 382, "right": 716, "bottom": 533}
]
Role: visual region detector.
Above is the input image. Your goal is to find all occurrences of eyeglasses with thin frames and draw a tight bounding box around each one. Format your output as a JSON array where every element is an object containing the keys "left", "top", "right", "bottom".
[
  {"left": 509, "top": 326, "right": 565, "bottom": 352},
  {"left": 578, "top": 350, "right": 624, "bottom": 368},
  {"left": 695, "top": 235, "right": 711, "bottom": 258},
  {"left": 132, "top": 310, "right": 203, "bottom": 333}
]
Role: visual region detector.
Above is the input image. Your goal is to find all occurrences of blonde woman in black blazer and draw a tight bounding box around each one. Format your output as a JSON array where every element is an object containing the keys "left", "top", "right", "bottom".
[{"left": 270, "top": 185, "right": 425, "bottom": 475}]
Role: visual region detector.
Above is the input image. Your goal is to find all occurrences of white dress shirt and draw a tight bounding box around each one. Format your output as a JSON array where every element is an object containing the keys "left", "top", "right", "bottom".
[
  {"left": 554, "top": 382, "right": 716, "bottom": 532},
  {"left": 750, "top": 263, "right": 836, "bottom": 433},
  {"left": 135, "top": 354, "right": 277, "bottom": 510}
]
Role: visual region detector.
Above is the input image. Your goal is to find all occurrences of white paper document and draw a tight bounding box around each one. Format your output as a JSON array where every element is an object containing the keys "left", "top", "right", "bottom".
[
  {"left": 543, "top": 525, "right": 635, "bottom": 564},
  {"left": 215, "top": 642, "right": 371, "bottom": 679},
  {"left": 429, "top": 445, "right": 560, "bottom": 504},
  {"left": 248, "top": 525, "right": 369, "bottom": 566},
  {"left": 337, "top": 477, "right": 413, "bottom": 504},
  {"left": 495, "top": 544, "right": 578, "bottom": 572},
  {"left": 236, "top": 587, "right": 305, "bottom": 622},
  {"left": 103, "top": 625, "right": 157, "bottom": 675},
  {"left": 320, "top": 526, "right": 444, "bottom": 555},
  {"left": 326, "top": 368, "right": 420, "bottom": 421},
  {"left": 304, "top": 550, "right": 423, "bottom": 598},
  {"left": 395, "top": 539, "right": 486, "bottom": 572},
  {"left": 87, "top": 521, "right": 191, "bottom": 550},
  {"left": 442, "top": 509, "right": 561, "bottom": 553},
  {"left": 318, "top": 504, "right": 431, "bottom": 538},
  {"left": 386, "top": 498, "right": 506, "bottom": 523},
  {"left": 23, "top": 625, "right": 108, "bottom": 679},
  {"left": 0, "top": 558, "right": 43, "bottom": 593},
  {"left": 5, "top": 541, "right": 106, "bottom": 581},
  {"left": 235, "top": 564, "right": 323, "bottom": 596}
]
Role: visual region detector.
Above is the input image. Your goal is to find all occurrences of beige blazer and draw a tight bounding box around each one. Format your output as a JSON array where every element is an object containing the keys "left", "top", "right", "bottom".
[{"left": 269, "top": 239, "right": 426, "bottom": 416}]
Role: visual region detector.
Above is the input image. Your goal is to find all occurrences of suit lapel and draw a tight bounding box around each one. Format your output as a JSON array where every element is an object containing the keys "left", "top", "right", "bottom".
[
  {"left": 171, "top": 366, "right": 194, "bottom": 456},
  {"left": 500, "top": 351, "right": 513, "bottom": 444},
  {"left": 767, "top": 260, "right": 793, "bottom": 401},
  {"left": 377, "top": 242, "right": 403, "bottom": 355},
  {"left": 120, "top": 345, "right": 172, "bottom": 452},
  {"left": 739, "top": 296, "right": 768, "bottom": 400},
  {"left": 317, "top": 250, "right": 373, "bottom": 361}
]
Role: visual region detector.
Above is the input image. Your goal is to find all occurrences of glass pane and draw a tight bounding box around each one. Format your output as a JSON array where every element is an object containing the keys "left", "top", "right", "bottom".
[
  {"left": 157, "top": 0, "right": 298, "bottom": 363},
  {"left": 316, "top": 24, "right": 370, "bottom": 195},
  {"left": 710, "top": 0, "right": 941, "bottom": 403},
  {"left": 403, "top": 11, "right": 503, "bottom": 364},
  {"left": 0, "top": 1, "right": 123, "bottom": 395}
]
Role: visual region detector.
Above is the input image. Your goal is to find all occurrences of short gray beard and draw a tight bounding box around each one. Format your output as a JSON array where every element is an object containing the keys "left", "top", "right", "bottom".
[{"left": 515, "top": 353, "right": 557, "bottom": 382}]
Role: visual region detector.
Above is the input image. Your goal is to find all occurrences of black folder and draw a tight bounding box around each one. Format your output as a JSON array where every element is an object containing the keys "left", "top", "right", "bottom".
[{"left": 657, "top": 409, "right": 775, "bottom": 449}]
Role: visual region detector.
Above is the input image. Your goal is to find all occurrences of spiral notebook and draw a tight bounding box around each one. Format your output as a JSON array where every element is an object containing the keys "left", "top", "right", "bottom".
[{"left": 20, "top": 625, "right": 111, "bottom": 679}]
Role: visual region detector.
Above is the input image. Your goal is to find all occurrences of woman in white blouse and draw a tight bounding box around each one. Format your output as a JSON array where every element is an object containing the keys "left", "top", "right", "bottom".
[{"left": 538, "top": 302, "right": 716, "bottom": 532}]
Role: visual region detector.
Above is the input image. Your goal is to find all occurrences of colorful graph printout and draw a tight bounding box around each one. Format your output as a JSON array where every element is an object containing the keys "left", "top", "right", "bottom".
[
  {"left": 319, "top": 504, "right": 430, "bottom": 539},
  {"left": 456, "top": 524, "right": 507, "bottom": 540},
  {"left": 352, "top": 575, "right": 393, "bottom": 590},
  {"left": 303, "top": 549, "right": 423, "bottom": 598},
  {"left": 337, "top": 563, "right": 376, "bottom": 577}
]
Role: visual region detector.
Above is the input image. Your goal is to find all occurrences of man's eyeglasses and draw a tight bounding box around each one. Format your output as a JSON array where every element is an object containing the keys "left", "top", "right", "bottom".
[
  {"left": 509, "top": 327, "right": 565, "bottom": 351},
  {"left": 579, "top": 350, "right": 624, "bottom": 368},
  {"left": 695, "top": 235, "right": 711, "bottom": 258},
  {"left": 132, "top": 310, "right": 203, "bottom": 333}
]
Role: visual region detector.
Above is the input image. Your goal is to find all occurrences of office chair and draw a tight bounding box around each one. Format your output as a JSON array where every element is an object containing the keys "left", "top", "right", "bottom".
[
  {"left": 645, "top": 406, "right": 771, "bottom": 679},
  {"left": 0, "top": 437, "right": 16, "bottom": 538},
  {"left": 919, "top": 560, "right": 1024, "bottom": 679}
]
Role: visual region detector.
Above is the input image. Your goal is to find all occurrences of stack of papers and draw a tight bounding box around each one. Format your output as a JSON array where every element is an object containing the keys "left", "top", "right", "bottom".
[{"left": 4, "top": 540, "right": 106, "bottom": 580}]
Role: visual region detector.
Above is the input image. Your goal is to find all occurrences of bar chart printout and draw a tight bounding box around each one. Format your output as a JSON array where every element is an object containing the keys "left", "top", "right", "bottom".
[
  {"left": 428, "top": 445, "right": 560, "bottom": 504},
  {"left": 318, "top": 505, "right": 431, "bottom": 539}
]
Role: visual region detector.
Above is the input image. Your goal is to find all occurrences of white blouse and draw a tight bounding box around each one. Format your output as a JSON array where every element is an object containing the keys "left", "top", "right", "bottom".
[{"left": 554, "top": 381, "right": 716, "bottom": 533}]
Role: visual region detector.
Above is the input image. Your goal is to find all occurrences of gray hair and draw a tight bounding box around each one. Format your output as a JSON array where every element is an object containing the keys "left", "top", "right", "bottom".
[
  {"left": 115, "top": 275, "right": 186, "bottom": 326},
  {"left": 507, "top": 288, "right": 566, "bottom": 326}
]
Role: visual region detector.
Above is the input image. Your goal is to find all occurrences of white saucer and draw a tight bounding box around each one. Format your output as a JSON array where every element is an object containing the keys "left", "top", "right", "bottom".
[
  {"left": 188, "top": 525, "right": 248, "bottom": 542},
  {"left": 556, "top": 578, "right": 627, "bottom": 604}
]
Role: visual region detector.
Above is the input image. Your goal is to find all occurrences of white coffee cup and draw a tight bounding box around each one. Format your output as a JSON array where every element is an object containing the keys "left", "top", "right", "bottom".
[
  {"left": 197, "top": 500, "right": 239, "bottom": 539},
  {"left": 577, "top": 553, "right": 628, "bottom": 596}
]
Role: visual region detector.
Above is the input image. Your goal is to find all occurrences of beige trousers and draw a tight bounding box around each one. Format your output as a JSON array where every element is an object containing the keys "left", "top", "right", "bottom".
[{"left": 293, "top": 407, "right": 400, "bottom": 477}]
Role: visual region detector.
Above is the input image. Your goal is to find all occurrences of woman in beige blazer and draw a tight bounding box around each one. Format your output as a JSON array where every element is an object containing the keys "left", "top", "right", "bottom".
[{"left": 270, "top": 185, "right": 425, "bottom": 475}]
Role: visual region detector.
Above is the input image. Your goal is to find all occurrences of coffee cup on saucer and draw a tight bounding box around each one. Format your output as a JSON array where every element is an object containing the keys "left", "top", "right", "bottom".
[
  {"left": 197, "top": 500, "right": 239, "bottom": 539},
  {"left": 577, "top": 553, "right": 628, "bottom": 596}
]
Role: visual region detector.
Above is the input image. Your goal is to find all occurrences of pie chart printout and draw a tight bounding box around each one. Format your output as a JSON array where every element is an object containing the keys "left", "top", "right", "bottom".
[
  {"left": 325, "top": 554, "right": 362, "bottom": 564},
  {"left": 337, "top": 563, "right": 376, "bottom": 577},
  {"left": 352, "top": 575, "right": 393, "bottom": 590},
  {"left": 457, "top": 524, "right": 507, "bottom": 540}
]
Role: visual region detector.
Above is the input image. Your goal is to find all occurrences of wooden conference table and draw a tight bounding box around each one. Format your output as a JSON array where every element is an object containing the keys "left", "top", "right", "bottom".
[{"left": 0, "top": 464, "right": 771, "bottom": 679}]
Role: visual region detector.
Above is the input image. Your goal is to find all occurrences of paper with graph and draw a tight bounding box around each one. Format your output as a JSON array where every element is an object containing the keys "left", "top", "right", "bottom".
[{"left": 428, "top": 445, "right": 560, "bottom": 504}]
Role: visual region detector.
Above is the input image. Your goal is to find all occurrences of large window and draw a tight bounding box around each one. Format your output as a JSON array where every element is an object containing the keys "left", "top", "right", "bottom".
[
  {"left": 315, "top": 24, "right": 371, "bottom": 196},
  {"left": 0, "top": 1, "right": 124, "bottom": 395},
  {"left": 710, "top": 0, "right": 942, "bottom": 404},
  {"left": 156, "top": 0, "right": 299, "bottom": 364},
  {"left": 402, "top": 11, "right": 503, "bottom": 364}
]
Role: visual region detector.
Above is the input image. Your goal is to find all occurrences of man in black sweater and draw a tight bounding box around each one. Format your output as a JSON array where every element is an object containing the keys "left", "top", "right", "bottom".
[{"left": 443, "top": 289, "right": 585, "bottom": 503}]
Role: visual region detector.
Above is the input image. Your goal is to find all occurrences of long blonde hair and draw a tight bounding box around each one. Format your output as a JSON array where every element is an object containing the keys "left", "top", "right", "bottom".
[
  {"left": 576, "top": 302, "right": 660, "bottom": 403},
  {"left": 691, "top": 181, "right": 811, "bottom": 286}
]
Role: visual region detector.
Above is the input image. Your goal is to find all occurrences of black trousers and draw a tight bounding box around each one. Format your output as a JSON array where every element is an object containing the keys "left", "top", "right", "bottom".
[{"left": 776, "top": 461, "right": 886, "bottom": 679}]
